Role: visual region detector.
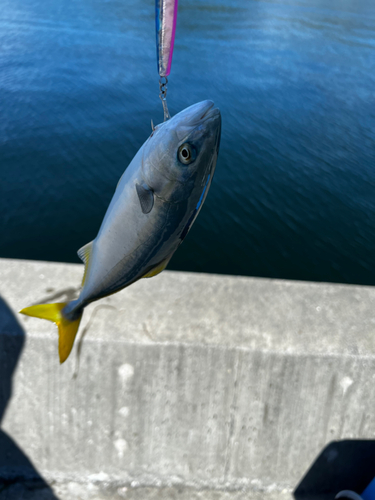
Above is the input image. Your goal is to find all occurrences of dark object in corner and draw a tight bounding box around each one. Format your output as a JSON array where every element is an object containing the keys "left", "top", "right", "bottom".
[{"left": 294, "top": 440, "right": 375, "bottom": 500}]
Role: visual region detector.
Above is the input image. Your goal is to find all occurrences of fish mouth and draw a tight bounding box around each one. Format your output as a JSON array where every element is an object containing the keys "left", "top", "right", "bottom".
[
  {"left": 173, "top": 100, "right": 221, "bottom": 142},
  {"left": 201, "top": 105, "right": 220, "bottom": 123},
  {"left": 197, "top": 100, "right": 220, "bottom": 123},
  {"left": 199, "top": 101, "right": 215, "bottom": 119},
  {"left": 182, "top": 100, "right": 219, "bottom": 127}
]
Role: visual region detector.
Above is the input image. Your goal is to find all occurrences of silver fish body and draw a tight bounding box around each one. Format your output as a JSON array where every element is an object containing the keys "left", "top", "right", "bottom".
[
  {"left": 65, "top": 100, "right": 221, "bottom": 319},
  {"left": 20, "top": 100, "right": 221, "bottom": 363}
]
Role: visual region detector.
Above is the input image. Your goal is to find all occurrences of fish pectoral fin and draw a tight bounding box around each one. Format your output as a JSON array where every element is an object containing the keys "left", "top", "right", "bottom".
[
  {"left": 143, "top": 255, "right": 172, "bottom": 278},
  {"left": 77, "top": 241, "right": 93, "bottom": 285},
  {"left": 19, "top": 302, "right": 82, "bottom": 364},
  {"left": 136, "top": 182, "right": 154, "bottom": 214}
]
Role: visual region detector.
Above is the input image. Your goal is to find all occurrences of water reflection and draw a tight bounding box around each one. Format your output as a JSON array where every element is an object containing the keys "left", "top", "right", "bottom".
[{"left": 1, "top": 0, "right": 375, "bottom": 285}]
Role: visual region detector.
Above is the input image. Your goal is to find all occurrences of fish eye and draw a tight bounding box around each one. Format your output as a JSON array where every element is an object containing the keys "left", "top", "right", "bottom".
[{"left": 178, "top": 143, "right": 195, "bottom": 165}]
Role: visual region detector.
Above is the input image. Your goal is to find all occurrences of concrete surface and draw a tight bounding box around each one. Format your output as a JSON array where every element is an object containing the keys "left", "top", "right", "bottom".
[
  {"left": 0, "top": 258, "right": 374, "bottom": 498},
  {"left": 0, "top": 481, "right": 296, "bottom": 500}
]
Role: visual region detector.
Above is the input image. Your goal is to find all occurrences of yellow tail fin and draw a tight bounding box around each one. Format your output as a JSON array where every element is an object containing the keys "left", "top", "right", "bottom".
[{"left": 19, "top": 303, "right": 82, "bottom": 364}]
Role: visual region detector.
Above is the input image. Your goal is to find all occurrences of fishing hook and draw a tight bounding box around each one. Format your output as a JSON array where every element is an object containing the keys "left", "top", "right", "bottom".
[{"left": 159, "top": 76, "right": 171, "bottom": 121}]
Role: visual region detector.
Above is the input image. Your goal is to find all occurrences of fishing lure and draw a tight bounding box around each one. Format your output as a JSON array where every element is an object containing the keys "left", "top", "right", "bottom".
[{"left": 155, "top": 0, "right": 178, "bottom": 120}]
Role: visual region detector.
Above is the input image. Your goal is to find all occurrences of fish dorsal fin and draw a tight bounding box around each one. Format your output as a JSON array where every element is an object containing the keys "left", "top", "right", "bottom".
[
  {"left": 143, "top": 255, "right": 172, "bottom": 279},
  {"left": 116, "top": 171, "right": 125, "bottom": 190},
  {"left": 77, "top": 241, "right": 93, "bottom": 285},
  {"left": 136, "top": 182, "right": 154, "bottom": 214}
]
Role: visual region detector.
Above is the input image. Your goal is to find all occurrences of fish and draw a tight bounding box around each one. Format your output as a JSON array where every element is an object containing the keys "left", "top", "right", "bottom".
[{"left": 20, "top": 100, "right": 221, "bottom": 364}]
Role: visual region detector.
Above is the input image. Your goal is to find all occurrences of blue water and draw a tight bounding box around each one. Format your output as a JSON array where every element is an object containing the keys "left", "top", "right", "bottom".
[{"left": 1, "top": 0, "right": 375, "bottom": 285}]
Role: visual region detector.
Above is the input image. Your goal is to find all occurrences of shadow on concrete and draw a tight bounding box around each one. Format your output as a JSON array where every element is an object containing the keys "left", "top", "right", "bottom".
[
  {"left": 294, "top": 440, "right": 375, "bottom": 499},
  {"left": 0, "top": 297, "right": 58, "bottom": 498}
]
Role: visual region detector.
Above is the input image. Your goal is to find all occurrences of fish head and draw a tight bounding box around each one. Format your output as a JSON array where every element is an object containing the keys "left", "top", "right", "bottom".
[{"left": 142, "top": 100, "right": 221, "bottom": 202}]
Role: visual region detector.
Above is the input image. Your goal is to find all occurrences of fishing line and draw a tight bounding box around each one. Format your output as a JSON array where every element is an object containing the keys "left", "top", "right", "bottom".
[{"left": 72, "top": 304, "right": 116, "bottom": 379}]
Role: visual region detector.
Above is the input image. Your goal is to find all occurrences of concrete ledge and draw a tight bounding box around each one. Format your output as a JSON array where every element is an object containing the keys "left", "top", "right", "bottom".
[
  {"left": 0, "top": 481, "right": 295, "bottom": 500},
  {"left": 0, "top": 258, "right": 374, "bottom": 496}
]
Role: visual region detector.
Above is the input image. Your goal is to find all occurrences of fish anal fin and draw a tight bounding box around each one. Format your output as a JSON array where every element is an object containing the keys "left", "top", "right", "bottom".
[
  {"left": 77, "top": 241, "right": 93, "bottom": 264},
  {"left": 19, "top": 302, "right": 82, "bottom": 364},
  {"left": 77, "top": 241, "right": 93, "bottom": 286},
  {"left": 143, "top": 255, "right": 172, "bottom": 279}
]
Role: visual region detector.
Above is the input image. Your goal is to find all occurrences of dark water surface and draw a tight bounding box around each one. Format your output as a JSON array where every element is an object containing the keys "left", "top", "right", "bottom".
[{"left": 1, "top": 0, "right": 375, "bottom": 284}]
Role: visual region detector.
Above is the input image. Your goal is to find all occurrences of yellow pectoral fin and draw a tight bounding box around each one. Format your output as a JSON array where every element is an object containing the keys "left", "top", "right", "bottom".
[
  {"left": 143, "top": 255, "right": 172, "bottom": 279},
  {"left": 20, "top": 302, "right": 82, "bottom": 364}
]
